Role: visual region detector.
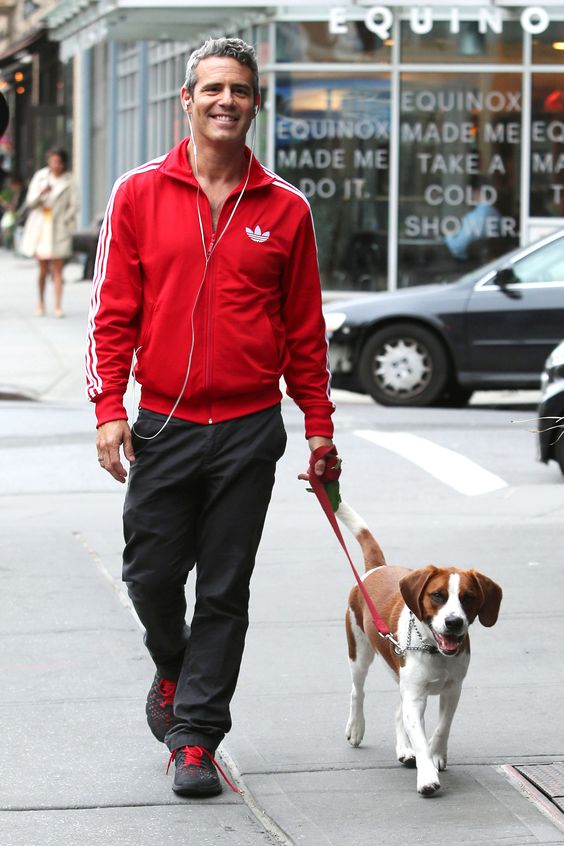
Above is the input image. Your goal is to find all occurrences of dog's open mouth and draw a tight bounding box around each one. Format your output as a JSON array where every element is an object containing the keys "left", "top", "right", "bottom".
[{"left": 431, "top": 630, "right": 464, "bottom": 655}]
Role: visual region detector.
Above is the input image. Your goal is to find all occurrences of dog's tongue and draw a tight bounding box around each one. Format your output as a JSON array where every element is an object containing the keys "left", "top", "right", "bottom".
[{"left": 434, "top": 632, "right": 461, "bottom": 654}]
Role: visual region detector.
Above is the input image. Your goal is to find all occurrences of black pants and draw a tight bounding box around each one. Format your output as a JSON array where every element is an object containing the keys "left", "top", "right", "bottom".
[{"left": 123, "top": 404, "right": 287, "bottom": 752}]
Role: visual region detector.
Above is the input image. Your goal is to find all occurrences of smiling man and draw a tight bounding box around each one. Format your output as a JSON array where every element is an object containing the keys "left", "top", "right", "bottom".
[{"left": 86, "top": 38, "right": 338, "bottom": 798}]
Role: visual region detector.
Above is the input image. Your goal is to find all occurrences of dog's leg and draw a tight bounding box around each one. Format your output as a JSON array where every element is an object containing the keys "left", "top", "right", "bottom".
[
  {"left": 429, "top": 682, "right": 462, "bottom": 772},
  {"left": 395, "top": 703, "right": 415, "bottom": 766},
  {"left": 345, "top": 610, "right": 374, "bottom": 747},
  {"left": 400, "top": 689, "right": 441, "bottom": 796}
]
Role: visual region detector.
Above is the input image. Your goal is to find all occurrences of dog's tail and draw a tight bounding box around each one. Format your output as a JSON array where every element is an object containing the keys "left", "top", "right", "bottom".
[{"left": 336, "top": 500, "right": 386, "bottom": 571}]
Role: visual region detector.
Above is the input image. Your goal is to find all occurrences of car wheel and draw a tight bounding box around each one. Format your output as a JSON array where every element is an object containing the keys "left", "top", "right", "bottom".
[
  {"left": 555, "top": 435, "right": 564, "bottom": 476},
  {"left": 359, "top": 323, "right": 448, "bottom": 406}
]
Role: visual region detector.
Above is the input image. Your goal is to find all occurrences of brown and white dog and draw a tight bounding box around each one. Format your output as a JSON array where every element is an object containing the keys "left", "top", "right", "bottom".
[{"left": 338, "top": 501, "right": 502, "bottom": 796}]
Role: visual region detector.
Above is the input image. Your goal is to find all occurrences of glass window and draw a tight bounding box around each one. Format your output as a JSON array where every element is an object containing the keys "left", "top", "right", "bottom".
[
  {"left": 532, "top": 21, "right": 564, "bottom": 64},
  {"left": 275, "top": 72, "right": 390, "bottom": 292},
  {"left": 530, "top": 73, "right": 564, "bottom": 218},
  {"left": 398, "top": 73, "right": 520, "bottom": 288},
  {"left": 512, "top": 236, "right": 564, "bottom": 283},
  {"left": 401, "top": 19, "right": 522, "bottom": 63},
  {"left": 276, "top": 22, "right": 390, "bottom": 64}
]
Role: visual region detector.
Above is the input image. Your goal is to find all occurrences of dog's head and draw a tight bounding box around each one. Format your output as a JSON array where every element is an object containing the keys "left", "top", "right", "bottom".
[{"left": 399, "top": 566, "right": 503, "bottom": 656}]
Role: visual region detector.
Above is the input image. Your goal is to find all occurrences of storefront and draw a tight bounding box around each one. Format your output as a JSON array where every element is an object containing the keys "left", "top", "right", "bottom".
[{"left": 45, "top": 1, "right": 564, "bottom": 291}]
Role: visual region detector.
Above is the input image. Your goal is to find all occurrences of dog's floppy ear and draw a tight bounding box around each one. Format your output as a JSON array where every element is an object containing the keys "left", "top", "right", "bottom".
[
  {"left": 470, "top": 571, "right": 502, "bottom": 627},
  {"left": 399, "top": 566, "right": 439, "bottom": 621}
]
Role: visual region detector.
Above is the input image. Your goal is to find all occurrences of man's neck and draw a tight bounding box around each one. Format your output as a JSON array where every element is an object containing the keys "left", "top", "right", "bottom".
[{"left": 187, "top": 140, "right": 246, "bottom": 187}]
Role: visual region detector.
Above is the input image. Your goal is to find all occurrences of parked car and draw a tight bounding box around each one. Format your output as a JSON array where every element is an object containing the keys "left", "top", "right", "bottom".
[
  {"left": 324, "top": 230, "right": 564, "bottom": 407},
  {"left": 538, "top": 340, "right": 564, "bottom": 475}
]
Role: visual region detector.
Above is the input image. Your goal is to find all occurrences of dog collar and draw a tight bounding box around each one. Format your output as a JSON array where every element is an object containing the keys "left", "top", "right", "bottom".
[{"left": 391, "top": 613, "right": 439, "bottom": 657}]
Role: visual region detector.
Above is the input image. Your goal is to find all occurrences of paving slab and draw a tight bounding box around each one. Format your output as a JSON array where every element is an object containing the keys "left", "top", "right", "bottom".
[
  {"left": 241, "top": 766, "right": 564, "bottom": 846},
  {"left": 0, "top": 805, "right": 276, "bottom": 846}
]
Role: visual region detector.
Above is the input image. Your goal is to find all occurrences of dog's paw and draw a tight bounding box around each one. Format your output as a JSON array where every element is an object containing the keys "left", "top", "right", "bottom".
[
  {"left": 430, "top": 741, "right": 448, "bottom": 771},
  {"left": 417, "top": 764, "right": 441, "bottom": 797},
  {"left": 346, "top": 717, "right": 365, "bottom": 747},
  {"left": 432, "top": 751, "right": 447, "bottom": 772},
  {"left": 396, "top": 743, "right": 416, "bottom": 767}
]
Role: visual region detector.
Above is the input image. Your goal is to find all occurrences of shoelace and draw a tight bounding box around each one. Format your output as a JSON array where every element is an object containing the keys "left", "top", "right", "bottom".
[
  {"left": 167, "top": 745, "right": 240, "bottom": 794},
  {"left": 159, "top": 678, "right": 177, "bottom": 707}
]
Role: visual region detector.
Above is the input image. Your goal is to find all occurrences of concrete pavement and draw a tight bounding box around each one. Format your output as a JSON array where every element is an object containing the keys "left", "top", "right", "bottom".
[{"left": 1, "top": 246, "right": 563, "bottom": 846}]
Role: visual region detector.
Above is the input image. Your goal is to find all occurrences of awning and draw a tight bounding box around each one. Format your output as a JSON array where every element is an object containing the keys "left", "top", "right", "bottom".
[
  {"left": 43, "top": 0, "right": 275, "bottom": 60},
  {"left": 0, "top": 28, "right": 46, "bottom": 68}
]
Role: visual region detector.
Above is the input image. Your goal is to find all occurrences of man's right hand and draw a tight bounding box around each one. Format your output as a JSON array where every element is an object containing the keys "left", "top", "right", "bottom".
[{"left": 96, "top": 419, "right": 136, "bottom": 483}]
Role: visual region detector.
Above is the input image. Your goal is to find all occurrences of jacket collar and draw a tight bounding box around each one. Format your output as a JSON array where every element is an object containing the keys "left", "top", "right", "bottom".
[{"left": 158, "top": 137, "right": 274, "bottom": 191}]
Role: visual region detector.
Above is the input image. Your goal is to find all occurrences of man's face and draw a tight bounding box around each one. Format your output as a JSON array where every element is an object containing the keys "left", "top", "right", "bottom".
[{"left": 181, "top": 56, "right": 258, "bottom": 147}]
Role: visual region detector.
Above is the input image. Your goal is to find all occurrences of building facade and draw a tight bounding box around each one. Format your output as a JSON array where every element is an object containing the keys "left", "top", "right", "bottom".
[{"left": 13, "top": 1, "right": 564, "bottom": 291}]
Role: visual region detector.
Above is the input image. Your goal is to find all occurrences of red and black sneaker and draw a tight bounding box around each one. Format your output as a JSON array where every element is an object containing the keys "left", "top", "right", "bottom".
[
  {"left": 145, "top": 673, "right": 177, "bottom": 743},
  {"left": 168, "top": 746, "right": 223, "bottom": 797}
]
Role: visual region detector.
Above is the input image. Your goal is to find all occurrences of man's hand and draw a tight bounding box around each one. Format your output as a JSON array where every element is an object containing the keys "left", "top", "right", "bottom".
[
  {"left": 96, "top": 419, "right": 135, "bottom": 483},
  {"left": 308, "top": 436, "right": 335, "bottom": 477},
  {"left": 298, "top": 436, "right": 336, "bottom": 481}
]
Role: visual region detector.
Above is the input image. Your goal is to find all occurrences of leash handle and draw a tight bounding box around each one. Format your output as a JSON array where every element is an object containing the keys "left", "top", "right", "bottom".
[{"left": 307, "top": 450, "right": 391, "bottom": 637}]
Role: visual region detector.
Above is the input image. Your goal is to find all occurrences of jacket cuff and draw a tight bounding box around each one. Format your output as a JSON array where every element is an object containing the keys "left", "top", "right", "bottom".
[
  {"left": 304, "top": 405, "right": 335, "bottom": 440},
  {"left": 93, "top": 391, "right": 128, "bottom": 428}
]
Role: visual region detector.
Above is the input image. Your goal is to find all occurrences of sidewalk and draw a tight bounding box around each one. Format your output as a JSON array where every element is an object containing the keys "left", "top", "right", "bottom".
[{"left": 1, "top": 246, "right": 563, "bottom": 846}]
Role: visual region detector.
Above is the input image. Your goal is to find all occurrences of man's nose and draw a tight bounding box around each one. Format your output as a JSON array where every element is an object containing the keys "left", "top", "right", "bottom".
[{"left": 219, "top": 88, "right": 236, "bottom": 106}]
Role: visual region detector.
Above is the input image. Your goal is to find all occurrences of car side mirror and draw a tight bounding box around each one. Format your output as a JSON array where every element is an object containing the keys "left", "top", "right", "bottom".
[{"left": 493, "top": 267, "right": 516, "bottom": 288}]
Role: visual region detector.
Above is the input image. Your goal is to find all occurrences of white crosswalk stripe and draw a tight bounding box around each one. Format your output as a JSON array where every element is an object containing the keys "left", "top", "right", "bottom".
[{"left": 355, "top": 429, "right": 508, "bottom": 496}]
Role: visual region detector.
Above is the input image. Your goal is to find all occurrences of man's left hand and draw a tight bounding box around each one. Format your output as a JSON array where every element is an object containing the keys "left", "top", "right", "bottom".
[{"left": 298, "top": 436, "right": 340, "bottom": 481}]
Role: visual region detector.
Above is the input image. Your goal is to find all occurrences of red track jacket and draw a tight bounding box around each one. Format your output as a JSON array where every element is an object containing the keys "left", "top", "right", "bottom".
[{"left": 85, "top": 138, "right": 334, "bottom": 438}]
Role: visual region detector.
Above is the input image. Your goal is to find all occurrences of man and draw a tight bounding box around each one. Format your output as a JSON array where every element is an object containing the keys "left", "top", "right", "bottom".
[
  {"left": 445, "top": 177, "right": 502, "bottom": 261},
  {"left": 86, "top": 37, "right": 337, "bottom": 798}
]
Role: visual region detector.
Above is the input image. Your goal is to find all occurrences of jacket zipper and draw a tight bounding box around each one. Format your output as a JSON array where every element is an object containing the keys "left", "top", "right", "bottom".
[{"left": 205, "top": 231, "right": 216, "bottom": 424}]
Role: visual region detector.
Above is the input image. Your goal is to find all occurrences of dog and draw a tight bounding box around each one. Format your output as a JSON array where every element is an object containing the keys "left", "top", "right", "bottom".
[{"left": 338, "top": 500, "right": 502, "bottom": 796}]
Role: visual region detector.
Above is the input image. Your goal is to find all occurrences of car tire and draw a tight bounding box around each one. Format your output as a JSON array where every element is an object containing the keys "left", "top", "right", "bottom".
[
  {"left": 359, "top": 323, "right": 448, "bottom": 407},
  {"left": 438, "top": 383, "right": 474, "bottom": 408},
  {"left": 555, "top": 435, "right": 564, "bottom": 476}
]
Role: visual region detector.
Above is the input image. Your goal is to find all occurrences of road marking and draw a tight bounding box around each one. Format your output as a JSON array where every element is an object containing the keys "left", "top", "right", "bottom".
[{"left": 355, "top": 430, "right": 508, "bottom": 496}]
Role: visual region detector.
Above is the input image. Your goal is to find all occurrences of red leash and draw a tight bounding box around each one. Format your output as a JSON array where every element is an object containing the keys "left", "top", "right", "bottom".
[{"left": 306, "top": 446, "right": 391, "bottom": 638}]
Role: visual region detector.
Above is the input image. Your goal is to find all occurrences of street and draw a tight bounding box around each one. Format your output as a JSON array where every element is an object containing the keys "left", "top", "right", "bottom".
[{"left": 1, "top": 249, "right": 563, "bottom": 845}]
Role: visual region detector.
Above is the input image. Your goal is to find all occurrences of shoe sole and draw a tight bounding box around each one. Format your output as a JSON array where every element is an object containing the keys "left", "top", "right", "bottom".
[{"left": 172, "top": 782, "right": 223, "bottom": 798}]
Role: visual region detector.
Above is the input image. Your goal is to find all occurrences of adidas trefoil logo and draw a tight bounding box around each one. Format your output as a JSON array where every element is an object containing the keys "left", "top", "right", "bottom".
[{"left": 245, "top": 225, "right": 270, "bottom": 243}]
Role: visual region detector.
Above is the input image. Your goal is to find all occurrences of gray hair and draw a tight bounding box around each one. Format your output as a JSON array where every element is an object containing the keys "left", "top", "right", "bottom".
[{"left": 184, "top": 37, "right": 259, "bottom": 98}]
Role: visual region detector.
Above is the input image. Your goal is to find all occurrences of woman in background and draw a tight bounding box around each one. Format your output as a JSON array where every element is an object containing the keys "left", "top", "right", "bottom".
[{"left": 21, "top": 148, "right": 78, "bottom": 317}]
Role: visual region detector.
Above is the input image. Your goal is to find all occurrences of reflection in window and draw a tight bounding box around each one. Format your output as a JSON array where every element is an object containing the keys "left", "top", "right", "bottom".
[
  {"left": 512, "top": 237, "right": 564, "bottom": 284},
  {"left": 276, "top": 22, "right": 390, "bottom": 64},
  {"left": 275, "top": 73, "right": 390, "bottom": 292},
  {"left": 532, "top": 22, "right": 564, "bottom": 64},
  {"left": 401, "top": 20, "right": 522, "bottom": 64},
  {"left": 398, "top": 73, "right": 520, "bottom": 288},
  {"left": 530, "top": 74, "right": 564, "bottom": 218}
]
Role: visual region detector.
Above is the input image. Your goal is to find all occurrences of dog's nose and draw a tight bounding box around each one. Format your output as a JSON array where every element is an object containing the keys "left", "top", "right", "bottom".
[{"left": 445, "top": 614, "right": 464, "bottom": 632}]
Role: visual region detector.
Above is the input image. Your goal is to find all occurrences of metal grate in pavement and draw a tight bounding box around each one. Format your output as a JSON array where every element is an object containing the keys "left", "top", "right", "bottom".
[{"left": 514, "top": 763, "right": 564, "bottom": 817}]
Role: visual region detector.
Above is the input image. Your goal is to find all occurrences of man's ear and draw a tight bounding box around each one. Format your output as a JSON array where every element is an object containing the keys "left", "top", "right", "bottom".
[{"left": 180, "top": 88, "right": 191, "bottom": 113}]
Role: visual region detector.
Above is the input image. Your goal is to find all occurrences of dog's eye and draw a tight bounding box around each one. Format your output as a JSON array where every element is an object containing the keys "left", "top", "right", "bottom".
[
  {"left": 461, "top": 592, "right": 475, "bottom": 605},
  {"left": 430, "top": 591, "right": 446, "bottom": 604}
]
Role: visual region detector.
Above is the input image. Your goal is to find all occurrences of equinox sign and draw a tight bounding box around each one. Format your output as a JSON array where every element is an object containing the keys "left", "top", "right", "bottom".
[{"left": 328, "top": 6, "right": 550, "bottom": 38}]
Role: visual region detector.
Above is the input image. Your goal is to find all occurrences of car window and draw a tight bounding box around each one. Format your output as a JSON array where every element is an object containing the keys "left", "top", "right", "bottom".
[{"left": 511, "top": 237, "right": 564, "bottom": 284}]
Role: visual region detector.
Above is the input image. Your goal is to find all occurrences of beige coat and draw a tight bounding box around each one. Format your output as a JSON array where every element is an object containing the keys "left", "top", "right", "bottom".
[{"left": 20, "top": 167, "right": 78, "bottom": 259}]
